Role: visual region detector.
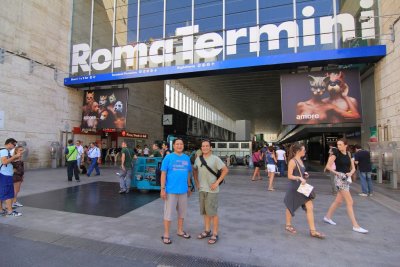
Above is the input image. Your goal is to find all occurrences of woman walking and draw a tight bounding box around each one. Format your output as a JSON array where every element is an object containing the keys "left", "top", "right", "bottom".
[
  {"left": 266, "top": 146, "right": 277, "bottom": 191},
  {"left": 284, "top": 143, "right": 325, "bottom": 238},
  {"left": 251, "top": 147, "right": 263, "bottom": 181},
  {"left": 323, "top": 139, "right": 368, "bottom": 234}
]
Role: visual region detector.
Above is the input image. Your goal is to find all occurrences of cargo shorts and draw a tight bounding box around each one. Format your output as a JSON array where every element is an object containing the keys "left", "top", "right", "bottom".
[{"left": 199, "top": 191, "right": 218, "bottom": 216}]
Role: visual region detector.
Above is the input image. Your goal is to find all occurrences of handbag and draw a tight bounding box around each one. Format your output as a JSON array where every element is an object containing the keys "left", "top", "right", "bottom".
[
  {"left": 297, "top": 183, "right": 314, "bottom": 197},
  {"left": 199, "top": 155, "right": 225, "bottom": 185},
  {"left": 294, "top": 159, "right": 316, "bottom": 199}
]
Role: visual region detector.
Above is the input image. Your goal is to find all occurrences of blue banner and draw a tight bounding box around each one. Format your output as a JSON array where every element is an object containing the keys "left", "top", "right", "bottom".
[{"left": 64, "top": 46, "right": 385, "bottom": 87}]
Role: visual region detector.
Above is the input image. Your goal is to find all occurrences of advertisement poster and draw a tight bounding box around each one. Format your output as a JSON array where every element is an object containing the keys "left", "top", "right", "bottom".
[
  {"left": 81, "top": 88, "right": 128, "bottom": 132},
  {"left": 281, "top": 69, "right": 362, "bottom": 125}
]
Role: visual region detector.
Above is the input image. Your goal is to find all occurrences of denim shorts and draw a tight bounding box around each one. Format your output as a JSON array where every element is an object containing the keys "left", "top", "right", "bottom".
[{"left": 0, "top": 173, "right": 15, "bottom": 200}]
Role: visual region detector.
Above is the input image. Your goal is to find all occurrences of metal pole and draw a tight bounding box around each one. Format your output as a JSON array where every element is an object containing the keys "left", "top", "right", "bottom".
[
  {"left": 136, "top": 0, "right": 140, "bottom": 69},
  {"left": 192, "top": 0, "right": 195, "bottom": 63},
  {"left": 89, "top": 0, "right": 94, "bottom": 75},
  {"left": 223, "top": 0, "right": 226, "bottom": 60},
  {"left": 111, "top": 0, "right": 116, "bottom": 72},
  {"left": 293, "top": 0, "right": 297, "bottom": 53},
  {"left": 256, "top": 0, "right": 260, "bottom": 57},
  {"left": 163, "top": 0, "right": 166, "bottom": 66},
  {"left": 333, "top": 0, "right": 338, "bottom": 49}
]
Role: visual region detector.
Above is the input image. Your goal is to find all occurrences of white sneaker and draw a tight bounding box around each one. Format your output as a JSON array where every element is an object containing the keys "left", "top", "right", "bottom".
[
  {"left": 6, "top": 211, "right": 22, "bottom": 217},
  {"left": 368, "top": 193, "right": 373, "bottom": 196},
  {"left": 358, "top": 193, "right": 368, "bottom": 197},
  {"left": 13, "top": 201, "right": 23, "bottom": 207},
  {"left": 353, "top": 226, "right": 368, "bottom": 234},
  {"left": 116, "top": 172, "right": 121, "bottom": 176},
  {"left": 323, "top": 217, "right": 337, "bottom": 225}
]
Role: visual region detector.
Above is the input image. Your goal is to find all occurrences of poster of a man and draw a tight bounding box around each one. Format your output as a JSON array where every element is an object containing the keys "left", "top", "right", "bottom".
[
  {"left": 81, "top": 88, "right": 128, "bottom": 132},
  {"left": 281, "top": 70, "right": 362, "bottom": 125}
]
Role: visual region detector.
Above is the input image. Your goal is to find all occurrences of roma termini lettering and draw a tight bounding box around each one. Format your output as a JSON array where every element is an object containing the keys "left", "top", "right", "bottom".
[{"left": 71, "top": 1, "right": 376, "bottom": 74}]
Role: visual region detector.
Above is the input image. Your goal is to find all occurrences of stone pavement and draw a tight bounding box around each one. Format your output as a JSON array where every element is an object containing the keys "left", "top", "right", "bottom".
[{"left": 0, "top": 165, "right": 400, "bottom": 267}]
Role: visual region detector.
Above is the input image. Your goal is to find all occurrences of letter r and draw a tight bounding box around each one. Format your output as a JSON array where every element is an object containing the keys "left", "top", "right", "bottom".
[{"left": 72, "top": 43, "right": 90, "bottom": 74}]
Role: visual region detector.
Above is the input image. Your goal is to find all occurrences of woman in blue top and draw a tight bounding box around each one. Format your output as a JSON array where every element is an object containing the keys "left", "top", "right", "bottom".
[{"left": 266, "top": 146, "right": 277, "bottom": 191}]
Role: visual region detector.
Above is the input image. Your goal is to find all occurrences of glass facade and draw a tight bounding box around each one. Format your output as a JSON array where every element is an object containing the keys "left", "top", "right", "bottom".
[{"left": 70, "top": 0, "right": 380, "bottom": 76}]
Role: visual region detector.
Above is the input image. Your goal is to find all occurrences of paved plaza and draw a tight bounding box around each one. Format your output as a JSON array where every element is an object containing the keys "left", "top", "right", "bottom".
[{"left": 0, "top": 164, "right": 399, "bottom": 267}]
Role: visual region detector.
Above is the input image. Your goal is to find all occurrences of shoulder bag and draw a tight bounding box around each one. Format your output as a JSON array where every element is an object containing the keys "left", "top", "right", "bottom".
[
  {"left": 199, "top": 155, "right": 225, "bottom": 185},
  {"left": 294, "top": 159, "right": 315, "bottom": 199}
]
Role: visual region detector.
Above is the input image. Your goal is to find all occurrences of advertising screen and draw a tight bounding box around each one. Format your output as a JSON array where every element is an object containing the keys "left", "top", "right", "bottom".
[
  {"left": 81, "top": 88, "right": 128, "bottom": 132},
  {"left": 281, "top": 69, "right": 362, "bottom": 125}
]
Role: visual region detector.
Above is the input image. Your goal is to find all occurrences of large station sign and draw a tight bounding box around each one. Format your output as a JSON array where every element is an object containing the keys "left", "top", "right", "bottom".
[
  {"left": 280, "top": 69, "right": 362, "bottom": 125},
  {"left": 65, "top": 0, "right": 384, "bottom": 86}
]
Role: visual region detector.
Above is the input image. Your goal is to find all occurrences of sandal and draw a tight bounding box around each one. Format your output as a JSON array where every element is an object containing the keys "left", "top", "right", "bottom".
[
  {"left": 285, "top": 225, "right": 297, "bottom": 234},
  {"left": 161, "top": 236, "right": 172, "bottom": 244},
  {"left": 208, "top": 235, "right": 218, "bottom": 244},
  {"left": 310, "top": 230, "right": 325, "bottom": 239},
  {"left": 267, "top": 188, "right": 275, "bottom": 191},
  {"left": 177, "top": 231, "right": 191, "bottom": 239},
  {"left": 197, "top": 230, "right": 212, "bottom": 239}
]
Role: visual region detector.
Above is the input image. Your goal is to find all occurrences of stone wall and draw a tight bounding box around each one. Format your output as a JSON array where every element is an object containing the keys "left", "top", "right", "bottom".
[
  {"left": 374, "top": 1, "right": 400, "bottom": 141},
  {"left": 125, "top": 81, "right": 165, "bottom": 145},
  {"left": 0, "top": 0, "right": 82, "bottom": 168}
]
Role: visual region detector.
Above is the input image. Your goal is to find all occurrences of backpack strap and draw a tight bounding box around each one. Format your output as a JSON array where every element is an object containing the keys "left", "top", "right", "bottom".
[
  {"left": 199, "top": 155, "right": 218, "bottom": 178},
  {"left": 0, "top": 148, "right": 11, "bottom": 168}
]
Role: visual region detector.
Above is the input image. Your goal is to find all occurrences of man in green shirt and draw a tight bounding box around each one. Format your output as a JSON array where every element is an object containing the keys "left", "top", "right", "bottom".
[
  {"left": 151, "top": 142, "right": 162, "bottom": 157},
  {"left": 118, "top": 141, "right": 136, "bottom": 194},
  {"left": 65, "top": 139, "right": 80, "bottom": 182},
  {"left": 193, "top": 140, "right": 228, "bottom": 245}
]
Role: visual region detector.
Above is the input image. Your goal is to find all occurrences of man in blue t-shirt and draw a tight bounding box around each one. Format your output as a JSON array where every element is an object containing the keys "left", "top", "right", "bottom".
[
  {"left": 160, "top": 138, "right": 192, "bottom": 244},
  {"left": 0, "top": 138, "right": 23, "bottom": 216}
]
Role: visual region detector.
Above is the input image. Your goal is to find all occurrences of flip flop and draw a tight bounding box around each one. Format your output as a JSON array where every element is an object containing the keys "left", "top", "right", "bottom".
[
  {"left": 177, "top": 231, "right": 191, "bottom": 239},
  {"left": 285, "top": 225, "right": 297, "bottom": 234},
  {"left": 310, "top": 230, "right": 326, "bottom": 239},
  {"left": 161, "top": 236, "right": 172, "bottom": 244},
  {"left": 208, "top": 235, "right": 218, "bottom": 245}
]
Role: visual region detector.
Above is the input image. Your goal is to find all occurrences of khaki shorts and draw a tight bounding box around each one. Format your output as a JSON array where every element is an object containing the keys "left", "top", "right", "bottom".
[
  {"left": 199, "top": 191, "right": 218, "bottom": 216},
  {"left": 163, "top": 193, "right": 187, "bottom": 221}
]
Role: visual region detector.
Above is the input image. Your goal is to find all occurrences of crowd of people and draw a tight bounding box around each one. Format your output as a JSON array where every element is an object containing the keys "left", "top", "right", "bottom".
[
  {"left": 1, "top": 136, "right": 372, "bottom": 240},
  {"left": 249, "top": 139, "right": 372, "bottom": 238}
]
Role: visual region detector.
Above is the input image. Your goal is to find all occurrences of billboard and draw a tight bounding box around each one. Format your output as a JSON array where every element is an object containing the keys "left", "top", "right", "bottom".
[
  {"left": 281, "top": 69, "right": 362, "bottom": 125},
  {"left": 81, "top": 88, "right": 128, "bottom": 132}
]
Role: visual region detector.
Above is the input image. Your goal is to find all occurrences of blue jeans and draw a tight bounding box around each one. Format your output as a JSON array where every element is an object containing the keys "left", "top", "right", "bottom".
[
  {"left": 119, "top": 167, "right": 132, "bottom": 191},
  {"left": 358, "top": 171, "right": 373, "bottom": 194},
  {"left": 87, "top": 157, "right": 100, "bottom": 176},
  {"left": 277, "top": 160, "right": 286, "bottom": 176}
]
